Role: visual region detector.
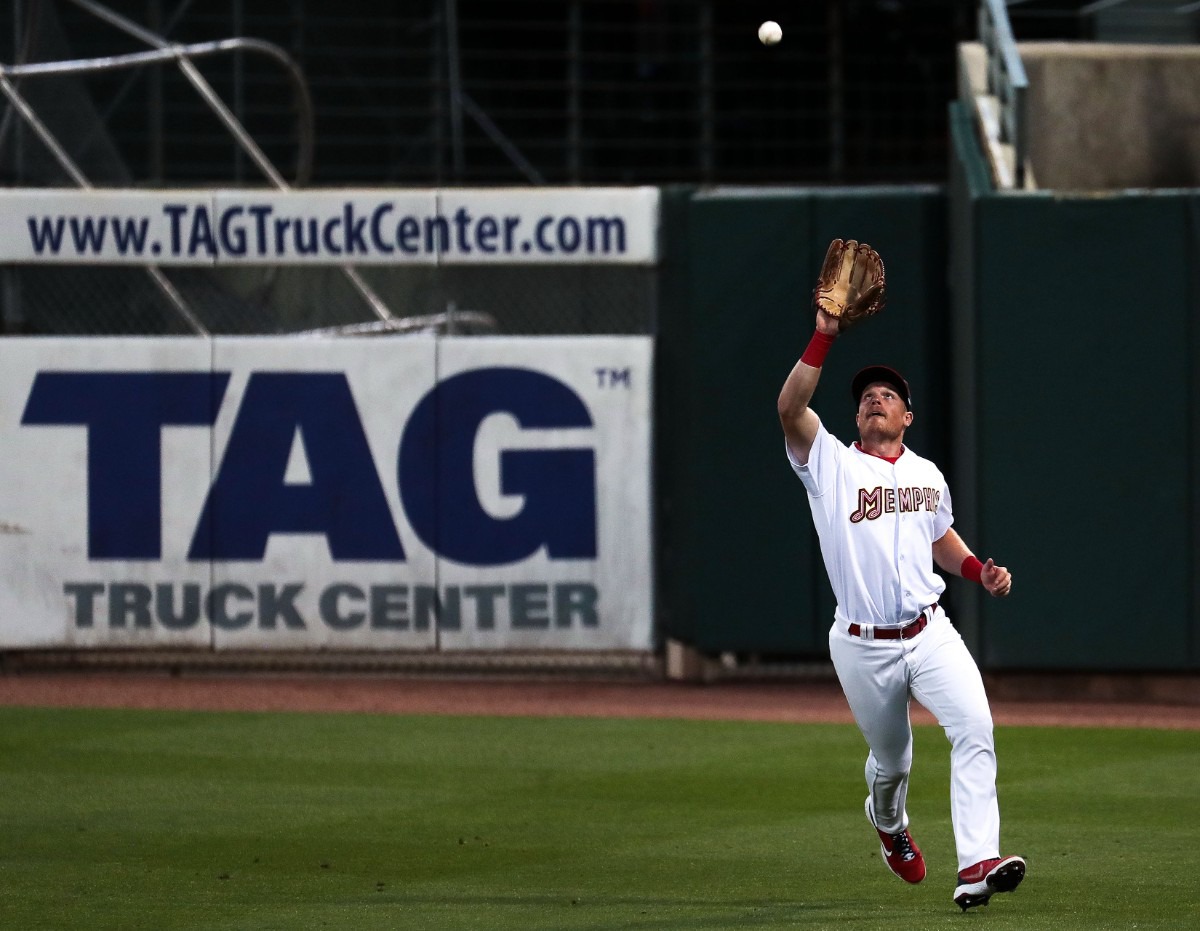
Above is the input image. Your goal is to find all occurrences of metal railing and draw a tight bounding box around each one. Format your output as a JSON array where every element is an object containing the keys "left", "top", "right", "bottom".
[
  {"left": 0, "top": 0, "right": 415, "bottom": 335},
  {"left": 978, "top": 0, "right": 1029, "bottom": 189}
]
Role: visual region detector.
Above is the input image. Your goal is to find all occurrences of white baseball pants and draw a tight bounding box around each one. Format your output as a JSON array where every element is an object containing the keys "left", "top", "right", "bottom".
[{"left": 828, "top": 605, "right": 1001, "bottom": 871}]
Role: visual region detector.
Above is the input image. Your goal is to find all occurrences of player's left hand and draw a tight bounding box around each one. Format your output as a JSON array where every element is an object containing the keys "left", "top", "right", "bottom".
[
  {"left": 812, "top": 238, "right": 887, "bottom": 331},
  {"left": 980, "top": 558, "right": 1012, "bottom": 598}
]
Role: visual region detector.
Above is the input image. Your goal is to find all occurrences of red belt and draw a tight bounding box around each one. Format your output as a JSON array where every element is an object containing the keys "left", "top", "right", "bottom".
[{"left": 848, "top": 605, "right": 935, "bottom": 641}]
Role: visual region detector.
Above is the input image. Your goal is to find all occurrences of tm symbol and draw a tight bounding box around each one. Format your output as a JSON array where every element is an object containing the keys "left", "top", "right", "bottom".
[{"left": 595, "top": 367, "right": 631, "bottom": 389}]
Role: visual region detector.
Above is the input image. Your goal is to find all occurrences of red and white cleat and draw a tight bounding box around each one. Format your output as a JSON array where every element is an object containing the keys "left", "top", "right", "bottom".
[
  {"left": 865, "top": 798, "right": 925, "bottom": 884},
  {"left": 954, "top": 856, "right": 1026, "bottom": 910}
]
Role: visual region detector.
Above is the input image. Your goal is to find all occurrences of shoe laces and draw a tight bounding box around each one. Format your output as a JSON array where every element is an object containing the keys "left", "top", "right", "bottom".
[{"left": 890, "top": 830, "right": 917, "bottom": 862}]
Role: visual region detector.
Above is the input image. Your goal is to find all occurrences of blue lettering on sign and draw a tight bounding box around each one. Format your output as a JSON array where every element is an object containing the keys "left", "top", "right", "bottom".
[
  {"left": 189, "top": 372, "right": 405, "bottom": 561},
  {"left": 21, "top": 366, "right": 598, "bottom": 567},
  {"left": 22, "top": 372, "right": 227, "bottom": 559},
  {"left": 400, "top": 368, "right": 597, "bottom": 565}
]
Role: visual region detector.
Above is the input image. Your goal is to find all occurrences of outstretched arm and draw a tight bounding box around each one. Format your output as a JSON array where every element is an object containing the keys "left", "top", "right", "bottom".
[
  {"left": 782, "top": 238, "right": 889, "bottom": 463},
  {"left": 778, "top": 309, "right": 841, "bottom": 464},
  {"left": 932, "top": 528, "right": 1012, "bottom": 598}
]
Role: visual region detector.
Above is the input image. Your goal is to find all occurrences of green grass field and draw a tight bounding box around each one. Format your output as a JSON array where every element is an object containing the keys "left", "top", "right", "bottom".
[{"left": 0, "top": 705, "right": 1195, "bottom": 930}]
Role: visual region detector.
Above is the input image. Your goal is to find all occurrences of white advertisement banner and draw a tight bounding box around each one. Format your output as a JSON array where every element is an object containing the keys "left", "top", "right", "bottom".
[
  {"left": 0, "top": 187, "right": 660, "bottom": 266},
  {"left": 0, "top": 336, "right": 653, "bottom": 652}
]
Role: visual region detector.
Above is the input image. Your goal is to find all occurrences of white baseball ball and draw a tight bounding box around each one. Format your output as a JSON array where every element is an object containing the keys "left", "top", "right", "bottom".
[{"left": 758, "top": 21, "right": 782, "bottom": 46}]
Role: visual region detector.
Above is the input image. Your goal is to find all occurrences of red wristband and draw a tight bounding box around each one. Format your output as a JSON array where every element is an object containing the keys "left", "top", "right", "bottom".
[
  {"left": 800, "top": 330, "right": 836, "bottom": 368},
  {"left": 961, "top": 555, "right": 984, "bottom": 584}
]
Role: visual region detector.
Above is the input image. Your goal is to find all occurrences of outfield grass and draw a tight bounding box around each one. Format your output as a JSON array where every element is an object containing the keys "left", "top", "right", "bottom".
[{"left": 0, "top": 705, "right": 1195, "bottom": 930}]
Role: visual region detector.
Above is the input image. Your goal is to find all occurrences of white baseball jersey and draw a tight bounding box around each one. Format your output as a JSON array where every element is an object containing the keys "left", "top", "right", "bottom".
[{"left": 787, "top": 417, "right": 953, "bottom": 627}]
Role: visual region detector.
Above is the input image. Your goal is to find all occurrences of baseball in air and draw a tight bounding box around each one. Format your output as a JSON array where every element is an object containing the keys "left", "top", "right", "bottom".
[{"left": 758, "top": 21, "right": 782, "bottom": 46}]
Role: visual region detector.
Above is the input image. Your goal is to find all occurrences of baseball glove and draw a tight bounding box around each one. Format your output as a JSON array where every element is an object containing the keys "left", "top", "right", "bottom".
[{"left": 812, "top": 238, "right": 887, "bottom": 330}]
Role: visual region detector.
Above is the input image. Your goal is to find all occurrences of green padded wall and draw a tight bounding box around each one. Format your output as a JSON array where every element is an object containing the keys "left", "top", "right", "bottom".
[
  {"left": 949, "top": 100, "right": 1200, "bottom": 671},
  {"left": 655, "top": 114, "right": 1200, "bottom": 671},
  {"left": 973, "top": 194, "right": 1195, "bottom": 669},
  {"left": 656, "top": 186, "right": 950, "bottom": 655}
]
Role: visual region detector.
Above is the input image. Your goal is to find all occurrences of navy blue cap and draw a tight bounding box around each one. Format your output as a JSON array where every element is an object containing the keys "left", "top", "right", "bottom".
[{"left": 851, "top": 365, "right": 912, "bottom": 409}]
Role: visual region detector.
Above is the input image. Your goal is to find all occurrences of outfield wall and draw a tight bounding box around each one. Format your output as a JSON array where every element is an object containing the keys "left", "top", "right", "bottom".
[
  {"left": 948, "top": 101, "right": 1200, "bottom": 672},
  {"left": 656, "top": 169, "right": 1200, "bottom": 673},
  {"left": 3, "top": 180, "right": 1199, "bottom": 672}
]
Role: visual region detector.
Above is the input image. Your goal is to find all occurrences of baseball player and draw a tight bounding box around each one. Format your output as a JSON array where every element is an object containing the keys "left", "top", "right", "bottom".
[{"left": 776, "top": 240, "right": 1025, "bottom": 910}]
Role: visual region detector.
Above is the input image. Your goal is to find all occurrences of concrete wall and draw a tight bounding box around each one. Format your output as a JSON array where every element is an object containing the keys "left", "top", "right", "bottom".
[
  {"left": 959, "top": 41, "right": 1200, "bottom": 192},
  {"left": 1022, "top": 43, "right": 1200, "bottom": 191}
]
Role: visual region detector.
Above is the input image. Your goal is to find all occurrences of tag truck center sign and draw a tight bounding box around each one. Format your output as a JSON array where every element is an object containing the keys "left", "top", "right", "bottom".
[
  {"left": 0, "top": 336, "right": 653, "bottom": 651},
  {"left": 0, "top": 187, "right": 659, "bottom": 266}
]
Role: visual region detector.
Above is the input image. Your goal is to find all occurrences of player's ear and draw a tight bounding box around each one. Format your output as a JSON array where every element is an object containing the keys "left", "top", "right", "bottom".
[{"left": 903, "top": 409, "right": 913, "bottom": 427}]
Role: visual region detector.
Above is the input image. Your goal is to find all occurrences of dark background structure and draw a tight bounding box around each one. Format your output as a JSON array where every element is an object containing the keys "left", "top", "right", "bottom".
[{"left": 2, "top": 0, "right": 1158, "bottom": 190}]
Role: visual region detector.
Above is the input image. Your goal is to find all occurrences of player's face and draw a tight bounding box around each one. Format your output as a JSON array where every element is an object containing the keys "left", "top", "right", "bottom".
[{"left": 855, "top": 383, "right": 912, "bottom": 441}]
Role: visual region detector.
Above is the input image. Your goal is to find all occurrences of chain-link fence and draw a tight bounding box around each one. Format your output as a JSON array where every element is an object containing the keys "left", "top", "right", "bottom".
[
  {"left": 5, "top": 0, "right": 977, "bottom": 189},
  {"left": 0, "top": 262, "right": 656, "bottom": 336},
  {"left": 1, "top": 1, "right": 657, "bottom": 336},
  {"left": 7, "top": 1, "right": 1188, "bottom": 337}
]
